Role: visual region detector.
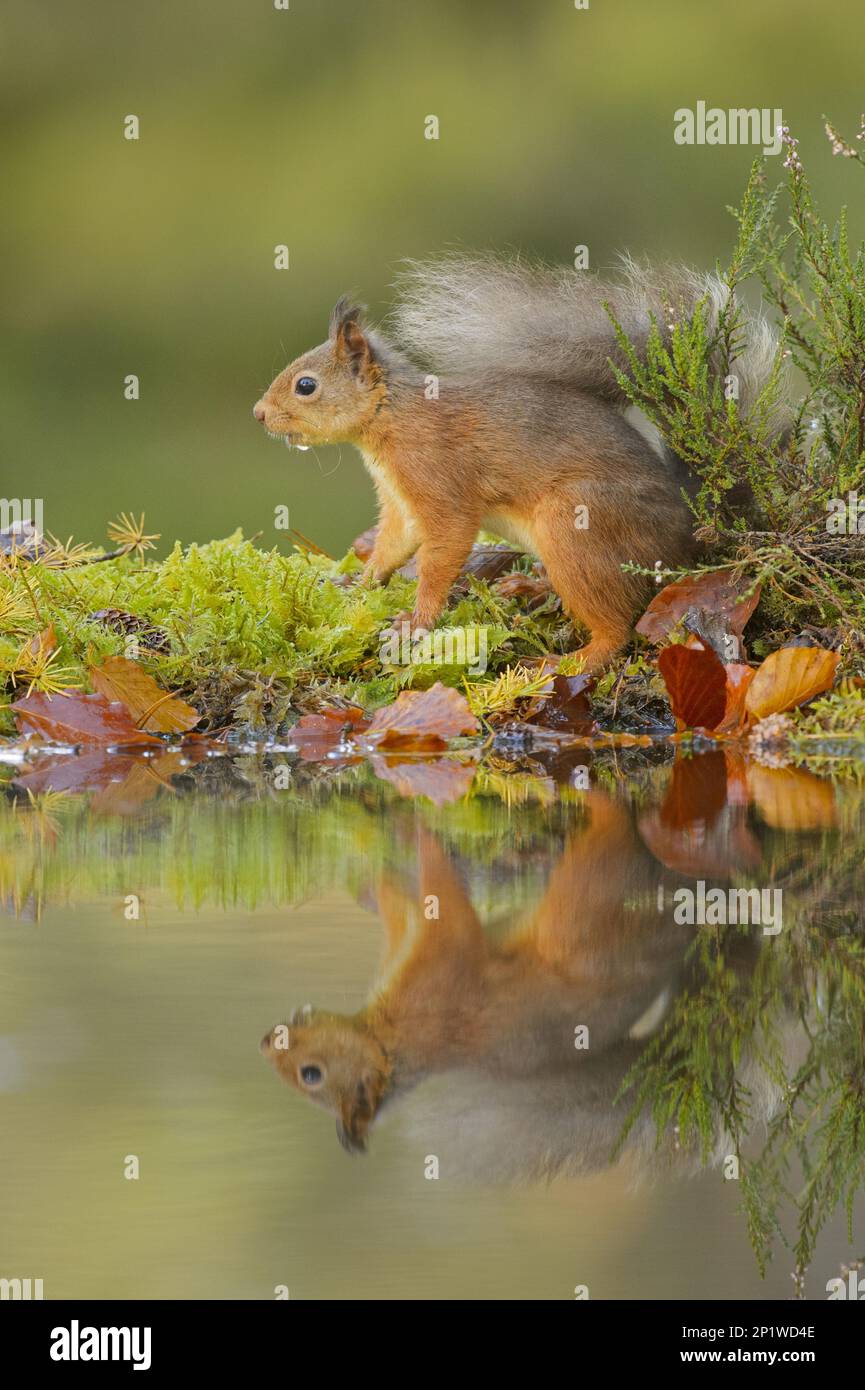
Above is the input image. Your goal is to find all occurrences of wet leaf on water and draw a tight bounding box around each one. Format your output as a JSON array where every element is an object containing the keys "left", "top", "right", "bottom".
[
  {"left": 88, "top": 762, "right": 172, "bottom": 815},
  {"left": 658, "top": 643, "right": 728, "bottom": 730},
  {"left": 14, "top": 750, "right": 153, "bottom": 795},
  {"left": 639, "top": 758, "right": 764, "bottom": 878},
  {"left": 291, "top": 705, "right": 370, "bottom": 760},
  {"left": 636, "top": 569, "right": 761, "bottom": 644},
  {"left": 88, "top": 656, "right": 201, "bottom": 734},
  {"left": 744, "top": 645, "right": 840, "bottom": 720},
  {"left": 638, "top": 749, "right": 768, "bottom": 876},
  {"left": 366, "top": 682, "right": 479, "bottom": 748},
  {"left": 370, "top": 754, "right": 476, "bottom": 805},
  {"left": 11, "top": 690, "right": 163, "bottom": 747},
  {"left": 14, "top": 747, "right": 208, "bottom": 805},
  {"left": 723, "top": 748, "right": 752, "bottom": 806},
  {"left": 639, "top": 812, "right": 764, "bottom": 879}
]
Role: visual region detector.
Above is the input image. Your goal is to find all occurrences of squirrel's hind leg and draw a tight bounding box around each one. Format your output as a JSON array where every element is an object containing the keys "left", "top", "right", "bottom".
[{"left": 532, "top": 500, "right": 641, "bottom": 672}]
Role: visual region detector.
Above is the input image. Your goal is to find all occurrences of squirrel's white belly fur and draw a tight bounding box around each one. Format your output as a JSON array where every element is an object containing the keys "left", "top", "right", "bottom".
[
  {"left": 363, "top": 450, "right": 538, "bottom": 556},
  {"left": 482, "top": 511, "right": 538, "bottom": 556},
  {"left": 362, "top": 452, "right": 415, "bottom": 522}
]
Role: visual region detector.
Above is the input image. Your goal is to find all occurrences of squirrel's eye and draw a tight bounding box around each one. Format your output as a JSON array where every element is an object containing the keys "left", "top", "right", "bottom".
[
  {"left": 300, "top": 1064, "right": 323, "bottom": 1086},
  {"left": 295, "top": 376, "right": 318, "bottom": 397}
]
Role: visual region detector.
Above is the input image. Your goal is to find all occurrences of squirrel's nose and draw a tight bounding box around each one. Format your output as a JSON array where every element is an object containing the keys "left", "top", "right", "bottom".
[{"left": 253, "top": 400, "right": 267, "bottom": 423}]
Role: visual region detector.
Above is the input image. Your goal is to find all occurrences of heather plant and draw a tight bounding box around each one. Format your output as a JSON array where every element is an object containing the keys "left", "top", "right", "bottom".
[{"left": 610, "top": 120, "right": 865, "bottom": 656}]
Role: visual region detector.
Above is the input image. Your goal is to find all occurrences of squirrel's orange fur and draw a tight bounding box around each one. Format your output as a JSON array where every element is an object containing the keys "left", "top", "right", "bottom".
[
  {"left": 254, "top": 257, "right": 780, "bottom": 668},
  {"left": 260, "top": 795, "right": 694, "bottom": 1154}
]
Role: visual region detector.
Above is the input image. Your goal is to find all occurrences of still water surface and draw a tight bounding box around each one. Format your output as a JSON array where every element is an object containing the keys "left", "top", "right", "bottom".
[{"left": 1, "top": 744, "right": 862, "bottom": 1300}]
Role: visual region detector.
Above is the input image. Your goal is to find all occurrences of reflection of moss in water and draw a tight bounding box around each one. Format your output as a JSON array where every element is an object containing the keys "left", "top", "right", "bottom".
[
  {"left": 0, "top": 759, "right": 579, "bottom": 919},
  {"left": 616, "top": 877, "right": 865, "bottom": 1284},
  {"left": 2, "top": 747, "right": 864, "bottom": 1287}
]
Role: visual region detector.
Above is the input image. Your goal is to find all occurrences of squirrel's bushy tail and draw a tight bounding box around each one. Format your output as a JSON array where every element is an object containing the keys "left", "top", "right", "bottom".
[{"left": 392, "top": 253, "right": 781, "bottom": 418}]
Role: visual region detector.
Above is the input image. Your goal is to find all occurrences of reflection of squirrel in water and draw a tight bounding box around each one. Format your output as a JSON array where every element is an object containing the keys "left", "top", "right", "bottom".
[
  {"left": 254, "top": 258, "right": 780, "bottom": 668},
  {"left": 262, "top": 794, "right": 699, "bottom": 1162}
]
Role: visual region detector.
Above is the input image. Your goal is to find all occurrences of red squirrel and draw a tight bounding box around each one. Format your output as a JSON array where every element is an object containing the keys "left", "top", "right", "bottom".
[{"left": 254, "top": 256, "right": 779, "bottom": 669}]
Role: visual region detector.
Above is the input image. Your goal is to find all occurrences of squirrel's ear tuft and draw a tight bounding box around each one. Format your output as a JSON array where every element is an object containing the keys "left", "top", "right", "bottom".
[
  {"left": 329, "top": 295, "right": 364, "bottom": 339},
  {"left": 330, "top": 297, "right": 375, "bottom": 373}
]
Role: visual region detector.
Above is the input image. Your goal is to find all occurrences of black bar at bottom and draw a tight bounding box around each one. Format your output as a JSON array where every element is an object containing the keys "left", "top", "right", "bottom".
[{"left": 1, "top": 1298, "right": 858, "bottom": 1374}]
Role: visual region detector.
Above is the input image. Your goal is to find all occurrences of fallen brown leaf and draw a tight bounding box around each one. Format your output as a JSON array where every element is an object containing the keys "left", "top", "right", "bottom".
[
  {"left": 291, "top": 705, "right": 370, "bottom": 760},
  {"left": 744, "top": 646, "right": 840, "bottom": 721},
  {"left": 12, "top": 690, "right": 163, "bottom": 747},
  {"left": 658, "top": 643, "right": 728, "bottom": 730},
  {"left": 637, "top": 569, "right": 761, "bottom": 645},
  {"left": 715, "top": 662, "right": 756, "bottom": 733},
  {"left": 28, "top": 623, "right": 58, "bottom": 658},
  {"left": 366, "top": 682, "right": 479, "bottom": 747},
  {"left": 88, "top": 656, "right": 201, "bottom": 734},
  {"left": 528, "top": 673, "right": 596, "bottom": 733}
]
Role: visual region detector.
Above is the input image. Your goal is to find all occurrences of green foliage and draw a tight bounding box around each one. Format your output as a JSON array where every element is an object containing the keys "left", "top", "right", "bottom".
[
  {"left": 0, "top": 532, "right": 573, "bottom": 732},
  {"left": 608, "top": 125, "right": 865, "bottom": 656}
]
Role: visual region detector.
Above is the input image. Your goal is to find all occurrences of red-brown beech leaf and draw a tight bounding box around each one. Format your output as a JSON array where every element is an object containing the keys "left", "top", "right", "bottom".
[
  {"left": 715, "top": 663, "right": 756, "bottom": 733},
  {"left": 28, "top": 623, "right": 58, "bottom": 658},
  {"left": 658, "top": 644, "right": 728, "bottom": 730},
  {"left": 637, "top": 569, "right": 761, "bottom": 644},
  {"left": 11, "top": 690, "right": 163, "bottom": 747},
  {"left": 366, "top": 682, "right": 479, "bottom": 747}
]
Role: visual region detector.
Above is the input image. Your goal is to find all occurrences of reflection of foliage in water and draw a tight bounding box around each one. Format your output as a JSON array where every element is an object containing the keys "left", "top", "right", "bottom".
[
  {"left": 0, "top": 756, "right": 581, "bottom": 919},
  {"left": 615, "top": 837, "right": 865, "bottom": 1283},
  {"left": 2, "top": 746, "right": 864, "bottom": 1289}
]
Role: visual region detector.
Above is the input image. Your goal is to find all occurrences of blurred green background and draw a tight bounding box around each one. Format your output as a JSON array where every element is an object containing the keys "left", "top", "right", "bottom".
[{"left": 3, "top": 0, "right": 864, "bottom": 556}]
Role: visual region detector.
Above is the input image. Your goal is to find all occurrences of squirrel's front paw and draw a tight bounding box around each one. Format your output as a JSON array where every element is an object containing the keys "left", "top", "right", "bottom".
[
  {"left": 360, "top": 559, "right": 382, "bottom": 587},
  {"left": 380, "top": 610, "right": 429, "bottom": 644}
]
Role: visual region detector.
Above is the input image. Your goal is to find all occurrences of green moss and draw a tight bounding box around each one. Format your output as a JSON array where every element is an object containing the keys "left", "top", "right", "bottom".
[{"left": 0, "top": 530, "right": 573, "bottom": 733}]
